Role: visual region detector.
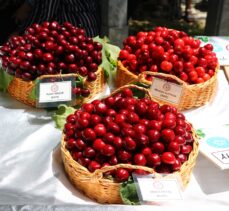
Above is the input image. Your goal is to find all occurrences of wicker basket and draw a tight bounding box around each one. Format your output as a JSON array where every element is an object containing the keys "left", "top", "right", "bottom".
[
  {"left": 7, "top": 67, "right": 104, "bottom": 107},
  {"left": 61, "top": 84, "right": 199, "bottom": 204},
  {"left": 116, "top": 61, "right": 219, "bottom": 110}
]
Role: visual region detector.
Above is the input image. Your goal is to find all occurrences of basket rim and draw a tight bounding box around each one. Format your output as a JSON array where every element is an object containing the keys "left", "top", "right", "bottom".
[
  {"left": 6, "top": 66, "right": 103, "bottom": 83},
  {"left": 117, "top": 60, "right": 219, "bottom": 88}
]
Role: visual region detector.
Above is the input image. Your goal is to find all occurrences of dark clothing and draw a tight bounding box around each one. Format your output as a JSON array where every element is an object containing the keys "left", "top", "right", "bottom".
[
  {"left": 19, "top": 0, "right": 100, "bottom": 37},
  {"left": 0, "top": 0, "right": 24, "bottom": 45}
]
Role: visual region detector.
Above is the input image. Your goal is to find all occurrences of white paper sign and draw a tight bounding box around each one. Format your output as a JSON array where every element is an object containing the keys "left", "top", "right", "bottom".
[
  {"left": 199, "top": 125, "right": 229, "bottom": 170},
  {"left": 150, "top": 77, "right": 183, "bottom": 105},
  {"left": 135, "top": 175, "right": 182, "bottom": 201},
  {"left": 39, "top": 81, "right": 72, "bottom": 103}
]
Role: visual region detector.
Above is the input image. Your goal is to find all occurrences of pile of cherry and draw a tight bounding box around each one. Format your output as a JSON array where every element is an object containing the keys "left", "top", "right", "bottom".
[
  {"left": 64, "top": 88, "right": 195, "bottom": 182},
  {"left": 0, "top": 21, "right": 103, "bottom": 82},
  {"left": 119, "top": 27, "right": 218, "bottom": 84}
]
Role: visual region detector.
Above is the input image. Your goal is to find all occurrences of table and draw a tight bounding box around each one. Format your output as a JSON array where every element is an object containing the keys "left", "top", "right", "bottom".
[{"left": 0, "top": 70, "right": 229, "bottom": 211}]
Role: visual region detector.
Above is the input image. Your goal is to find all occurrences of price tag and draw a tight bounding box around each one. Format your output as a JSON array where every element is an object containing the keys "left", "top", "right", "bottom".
[
  {"left": 133, "top": 174, "right": 182, "bottom": 202},
  {"left": 199, "top": 125, "right": 229, "bottom": 170},
  {"left": 150, "top": 77, "right": 183, "bottom": 105},
  {"left": 36, "top": 76, "right": 75, "bottom": 108},
  {"left": 39, "top": 81, "right": 72, "bottom": 103}
]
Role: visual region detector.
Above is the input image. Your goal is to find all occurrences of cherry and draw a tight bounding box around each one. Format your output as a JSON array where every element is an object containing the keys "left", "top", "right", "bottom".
[
  {"left": 43, "top": 52, "right": 53, "bottom": 62},
  {"left": 161, "top": 152, "right": 176, "bottom": 164},
  {"left": 94, "top": 102, "right": 108, "bottom": 114},
  {"left": 83, "top": 147, "right": 96, "bottom": 158},
  {"left": 147, "top": 153, "right": 161, "bottom": 167},
  {"left": 151, "top": 142, "right": 165, "bottom": 154},
  {"left": 172, "top": 159, "right": 181, "bottom": 171},
  {"left": 161, "top": 129, "right": 175, "bottom": 143},
  {"left": 101, "top": 144, "right": 115, "bottom": 156},
  {"left": 168, "top": 141, "right": 180, "bottom": 154},
  {"left": 88, "top": 161, "right": 101, "bottom": 172},
  {"left": 118, "top": 150, "right": 132, "bottom": 162},
  {"left": 134, "top": 154, "right": 147, "bottom": 166},
  {"left": 147, "top": 130, "right": 160, "bottom": 143},
  {"left": 75, "top": 139, "right": 87, "bottom": 151},
  {"left": 113, "top": 137, "right": 123, "bottom": 149},
  {"left": 93, "top": 138, "right": 106, "bottom": 151},
  {"left": 123, "top": 136, "right": 137, "bottom": 151},
  {"left": 115, "top": 168, "right": 129, "bottom": 182},
  {"left": 82, "top": 128, "right": 96, "bottom": 142},
  {"left": 94, "top": 124, "right": 106, "bottom": 137},
  {"left": 160, "top": 61, "right": 173, "bottom": 72}
]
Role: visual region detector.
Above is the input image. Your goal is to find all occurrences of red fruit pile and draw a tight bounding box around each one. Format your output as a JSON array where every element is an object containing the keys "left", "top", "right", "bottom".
[
  {"left": 64, "top": 88, "right": 195, "bottom": 182},
  {"left": 0, "top": 21, "right": 102, "bottom": 81},
  {"left": 119, "top": 27, "right": 218, "bottom": 84}
]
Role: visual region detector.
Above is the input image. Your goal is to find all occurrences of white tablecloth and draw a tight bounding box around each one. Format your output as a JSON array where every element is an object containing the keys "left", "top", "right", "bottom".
[{"left": 0, "top": 70, "right": 229, "bottom": 211}]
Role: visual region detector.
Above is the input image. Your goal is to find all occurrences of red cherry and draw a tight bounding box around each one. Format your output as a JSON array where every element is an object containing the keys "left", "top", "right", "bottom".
[
  {"left": 123, "top": 136, "right": 136, "bottom": 151},
  {"left": 88, "top": 161, "right": 101, "bottom": 172},
  {"left": 168, "top": 141, "right": 180, "bottom": 154},
  {"left": 93, "top": 138, "right": 105, "bottom": 151},
  {"left": 115, "top": 168, "right": 129, "bottom": 182},
  {"left": 113, "top": 137, "right": 123, "bottom": 149},
  {"left": 134, "top": 153, "right": 147, "bottom": 166},
  {"left": 160, "top": 61, "right": 173, "bottom": 72},
  {"left": 82, "top": 128, "right": 96, "bottom": 142},
  {"left": 134, "top": 124, "right": 146, "bottom": 134},
  {"left": 94, "top": 102, "right": 108, "bottom": 114},
  {"left": 94, "top": 124, "right": 106, "bottom": 137},
  {"left": 161, "top": 152, "right": 176, "bottom": 164},
  {"left": 147, "top": 130, "right": 160, "bottom": 143},
  {"left": 101, "top": 144, "right": 115, "bottom": 156},
  {"left": 147, "top": 153, "right": 161, "bottom": 167},
  {"left": 75, "top": 139, "right": 87, "bottom": 150},
  {"left": 118, "top": 150, "right": 132, "bottom": 162},
  {"left": 161, "top": 129, "right": 175, "bottom": 143},
  {"left": 172, "top": 159, "right": 181, "bottom": 171},
  {"left": 181, "top": 145, "right": 192, "bottom": 154},
  {"left": 151, "top": 142, "right": 165, "bottom": 154},
  {"left": 141, "top": 147, "right": 152, "bottom": 156},
  {"left": 83, "top": 147, "right": 96, "bottom": 158},
  {"left": 43, "top": 53, "right": 53, "bottom": 62}
]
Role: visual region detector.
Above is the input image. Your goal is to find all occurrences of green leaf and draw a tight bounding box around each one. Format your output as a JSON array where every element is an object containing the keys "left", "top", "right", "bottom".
[
  {"left": 29, "top": 78, "right": 39, "bottom": 100},
  {"left": 52, "top": 104, "right": 75, "bottom": 130},
  {"left": 93, "top": 36, "right": 120, "bottom": 86},
  {"left": 195, "top": 36, "right": 209, "bottom": 43},
  {"left": 120, "top": 179, "right": 140, "bottom": 205},
  {"left": 196, "top": 129, "right": 206, "bottom": 139},
  {"left": 75, "top": 75, "right": 84, "bottom": 88},
  {"left": 0, "top": 67, "right": 14, "bottom": 92}
]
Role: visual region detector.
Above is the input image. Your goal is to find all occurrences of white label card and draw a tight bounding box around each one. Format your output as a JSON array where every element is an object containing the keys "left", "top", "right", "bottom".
[
  {"left": 134, "top": 174, "right": 182, "bottom": 201},
  {"left": 39, "top": 81, "right": 72, "bottom": 103},
  {"left": 199, "top": 125, "right": 229, "bottom": 170},
  {"left": 150, "top": 77, "right": 183, "bottom": 105}
]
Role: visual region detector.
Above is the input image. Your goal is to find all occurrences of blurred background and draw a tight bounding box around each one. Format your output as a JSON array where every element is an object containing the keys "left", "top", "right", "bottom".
[{"left": 0, "top": 0, "right": 228, "bottom": 46}]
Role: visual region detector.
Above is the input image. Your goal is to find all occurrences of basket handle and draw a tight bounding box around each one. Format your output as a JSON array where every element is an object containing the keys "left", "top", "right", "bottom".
[
  {"left": 111, "top": 84, "right": 153, "bottom": 99},
  {"left": 92, "top": 163, "right": 155, "bottom": 180},
  {"left": 138, "top": 71, "right": 189, "bottom": 89}
]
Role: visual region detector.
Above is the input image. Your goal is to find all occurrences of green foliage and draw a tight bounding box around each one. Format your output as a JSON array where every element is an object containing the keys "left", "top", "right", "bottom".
[
  {"left": 120, "top": 179, "right": 140, "bottom": 205},
  {"left": 52, "top": 104, "right": 75, "bottom": 130},
  {"left": 93, "top": 36, "right": 120, "bottom": 85},
  {"left": 0, "top": 67, "right": 14, "bottom": 92},
  {"left": 196, "top": 129, "right": 206, "bottom": 139}
]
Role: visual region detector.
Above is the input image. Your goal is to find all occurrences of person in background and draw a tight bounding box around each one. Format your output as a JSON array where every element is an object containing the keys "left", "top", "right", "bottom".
[
  {"left": 0, "top": 0, "right": 25, "bottom": 45},
  {"left": 13, "top": 0, "right": 101, "bottom": 37}
]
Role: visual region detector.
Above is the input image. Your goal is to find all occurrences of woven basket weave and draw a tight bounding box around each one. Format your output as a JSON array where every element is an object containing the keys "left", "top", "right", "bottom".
[
  {"left": 116, "top": 61, "right": 218, "bottom": 110},
  {"left": 7, "top": 67, "right": 104, "bottom": 107},
  {"left": 61, "top": 84, "right": 199, "bottom": 204}
]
